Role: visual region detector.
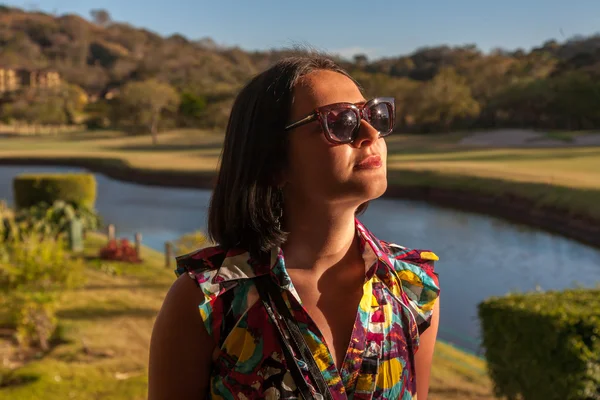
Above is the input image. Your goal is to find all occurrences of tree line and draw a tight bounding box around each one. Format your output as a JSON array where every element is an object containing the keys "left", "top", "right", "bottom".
[{"left": 1, "top": 5, "right": 600, "bottom": 137}]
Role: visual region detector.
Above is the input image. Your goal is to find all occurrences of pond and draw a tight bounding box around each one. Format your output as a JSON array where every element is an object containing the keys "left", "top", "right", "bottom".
[{"left": 1, "top": 165, "right": 599, "bottom": 354}]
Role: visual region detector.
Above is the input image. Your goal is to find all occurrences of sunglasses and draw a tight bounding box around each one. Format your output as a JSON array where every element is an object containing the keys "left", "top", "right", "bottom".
[{"left": 284, "top": 97, "right": 395, "bottom": 144}]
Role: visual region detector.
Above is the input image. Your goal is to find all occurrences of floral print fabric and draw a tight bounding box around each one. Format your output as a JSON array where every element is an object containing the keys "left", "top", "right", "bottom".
[{"left": 175, "top": 218, "right": 440, "bottom": 399}]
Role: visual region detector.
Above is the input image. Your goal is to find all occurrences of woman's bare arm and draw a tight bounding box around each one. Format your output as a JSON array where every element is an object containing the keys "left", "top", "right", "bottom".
[
  {"left": 414, "top": 297, "right": 440, "bottom": 400},
  {"left": 148, "top": 274, "right": 215, "bottom": 400}
]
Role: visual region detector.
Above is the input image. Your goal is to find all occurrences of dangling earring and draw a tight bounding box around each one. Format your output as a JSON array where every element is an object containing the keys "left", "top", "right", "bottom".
[{"left": 274, "top": 187, "right": 284, "bottom": 230}]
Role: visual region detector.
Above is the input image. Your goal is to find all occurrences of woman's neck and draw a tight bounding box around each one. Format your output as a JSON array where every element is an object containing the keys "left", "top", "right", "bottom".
[{"left": 281, "top": 198, "right": 360, "bottom": 273}]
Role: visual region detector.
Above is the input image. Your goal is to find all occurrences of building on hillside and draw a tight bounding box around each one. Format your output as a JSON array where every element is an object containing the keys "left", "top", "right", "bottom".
[
  {"left": 0, "top": 67, "right": 19, "bottom": 93},
  {"left": 0, "top": 66, "right": 61, "bottom": 94},
  {"left": 16, "top": 68, "right": 61, "bottom": 89}
]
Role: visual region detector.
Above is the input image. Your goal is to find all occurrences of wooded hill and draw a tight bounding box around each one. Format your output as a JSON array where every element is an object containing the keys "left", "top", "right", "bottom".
[{"left": 2, "top": 4, "right": 600, "bottom": 132}]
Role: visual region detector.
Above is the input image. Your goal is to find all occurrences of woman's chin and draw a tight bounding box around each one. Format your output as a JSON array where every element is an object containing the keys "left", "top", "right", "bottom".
[{"left": 350, "top": 175, "right": 388, "bottom": 201}]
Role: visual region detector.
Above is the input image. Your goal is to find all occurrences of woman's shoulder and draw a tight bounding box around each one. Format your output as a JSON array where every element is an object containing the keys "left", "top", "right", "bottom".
[
  {"left": 173, "top": 245, "right": 261, "bottom": 340},
  {"left": 174, "top": 245, "right": 229, "bottom": 303},
  {"left": 357, "top": 219, "right": 438, "bottom": 276},
  {"left": 380, "top": 240, "right": 439, "bottom": 275},
  {"left": 175, "top": 245, "right": 226, "bottom": 278},
  {"left": 378, "top": 239, "right": 440, "bottom": 333}
]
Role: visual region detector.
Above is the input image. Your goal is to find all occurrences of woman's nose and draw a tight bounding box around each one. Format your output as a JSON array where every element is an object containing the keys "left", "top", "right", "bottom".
[{"left": 353, "top": 120, "right": 380, "bottom": 148}]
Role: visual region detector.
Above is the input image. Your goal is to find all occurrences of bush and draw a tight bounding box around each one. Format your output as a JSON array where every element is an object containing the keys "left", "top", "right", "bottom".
[
  {"left": 8, "top": 291, "right": 59, "bottom": 351},
  {"left": 1, "top": 84, "right": 88, "bottom": 125},
  {"left": 14, "top": 200, "right": 102, "bottom": 240},
  {"left": 85, "top": 114, "right": 111, "bottom": 130},
  {"left": 13, "top": 173, "right": 97, "bottom": 210},
  {"left": 0, "top": 235, "right": 85, "bottom": 350},
  {"left": 99, "top": 238, "right": 141, "bottom": 263},
  {"left": 0, "top": 201, "right": 18, "bottom": 244},
  {"left": 0, "top": 234, "right": 85, "bottom": 295},
  {"left": 178, "top": 91, "right": 207, "bottom": 127},
  {"left": 173, "top": 230, "right": 209, "bottom": 256},
  {"left": 84, "top": 100, "right": 112, "bottom": 129},
  {"left": 478, "top": 289, "right": 600, "bottom": 400},
  {"left": 2, "top": 201, "right": 101, "bottom": 261}
]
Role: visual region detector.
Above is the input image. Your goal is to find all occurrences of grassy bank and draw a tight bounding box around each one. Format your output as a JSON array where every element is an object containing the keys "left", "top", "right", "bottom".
[
  {"left": 2, "top": 129, "right": 600, "bottom": 188},
  {"left": 0, "top": 234, "right": 495, "bottom": 400},
  {"left": 2, "top": 129, "right": 599, "bottom": 189},
  {"left": 1, "top": 129, "right": 599, "bottom": 243}
]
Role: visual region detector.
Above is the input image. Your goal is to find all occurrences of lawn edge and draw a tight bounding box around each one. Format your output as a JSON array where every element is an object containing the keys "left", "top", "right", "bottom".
[{"left": 1, "top": 155, "right": 598, "bottom": 249}]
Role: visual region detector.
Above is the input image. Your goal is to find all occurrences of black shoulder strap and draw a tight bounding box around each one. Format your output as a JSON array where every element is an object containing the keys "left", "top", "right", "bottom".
[{"left": 255, "top": 276, "right": 334, "bottom": 400}]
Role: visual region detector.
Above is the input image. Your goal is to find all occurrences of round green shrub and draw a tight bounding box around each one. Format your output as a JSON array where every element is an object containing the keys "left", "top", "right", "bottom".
[
  {"left": 478, "top": 289, "right": 600, "bottom": 400},
  {"left": 13, "top": 173, "right": 97, "bottom": 210}
]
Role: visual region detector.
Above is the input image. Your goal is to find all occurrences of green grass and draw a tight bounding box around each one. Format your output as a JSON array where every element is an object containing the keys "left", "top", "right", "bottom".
[
  {"left": 0, "top": 233, "right": 172, "bottom": 399},
  {"left": 0, "top": 128, "right": 598, "bottom": 186},
  {"left": 2, "top": 129, "right": 597, "bottom": 398},
  {"left": 1, "top": 128, "right": 598, "bottom": 224},
  {"left": 387, "top": 168, "right": 600, "bottom": 221},
  {"left": 0, "top": 234, "right": 495, "bottom": 399},
  {"left": 385, "top": 136, "right": 600, "bottom": 221},
  {"left": 429, "top": 342, "right": 496, "bottom": 400}
]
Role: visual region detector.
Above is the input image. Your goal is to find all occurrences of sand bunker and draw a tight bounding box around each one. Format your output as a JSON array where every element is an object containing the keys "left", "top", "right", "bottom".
[{"left": 458, "top": 129, "right": 600, "bottom": 147}]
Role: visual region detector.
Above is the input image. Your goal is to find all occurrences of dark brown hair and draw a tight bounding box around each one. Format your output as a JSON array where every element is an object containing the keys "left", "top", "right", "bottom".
[{"left": 207, "top": 54, "right": 363, "bottom": 254}]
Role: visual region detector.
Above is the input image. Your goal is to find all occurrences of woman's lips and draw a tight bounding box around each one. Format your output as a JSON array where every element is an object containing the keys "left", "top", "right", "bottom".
[{"left": 354, "top": 155, "right": 382, "bottom": 170}]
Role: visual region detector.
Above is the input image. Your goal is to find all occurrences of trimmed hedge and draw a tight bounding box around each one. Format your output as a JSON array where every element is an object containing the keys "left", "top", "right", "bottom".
[
  {"left": 13, "top": 173, "right": 97, "bottom": 209},
  {"left": 478, "top": 289, "right": 600, "bottom": 400}
]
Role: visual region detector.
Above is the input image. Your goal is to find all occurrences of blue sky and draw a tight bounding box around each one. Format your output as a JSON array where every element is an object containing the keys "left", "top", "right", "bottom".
[{"left": 4, "top": 0, "right": 600, "bottom": 59}]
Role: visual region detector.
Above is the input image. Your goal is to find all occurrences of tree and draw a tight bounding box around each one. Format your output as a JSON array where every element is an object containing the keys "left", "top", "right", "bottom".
[
  {"left": 549, "top": 72, "right": 600, "bottom": 129},
  {"left": 407, "top": 67, "right": 481, "bottom": 131},
  {"left": 352, "top": 71, "right": 420, "bottom": 130},
  {"left": 2, "top": 93, "right": 67, "bottom": 125},
  {"left": 488, "top": 79, "right": 552, "bottom": 128},
  {"left": 178, "top": 92, "right": 207, "bottom": 126},
  {"left": 457, "top": 54, "right": 515, "bottom": 102},
  {"left": 90, "top": 9, "right": 111, "bottom": 26},
  {"left": 389, "top": 57, "right": 415, "bottom": 77},
  {"left": 56, "top": 83, "right": 88, "bottom": 123},
  {"left": 1, "top": 83, "right": 87, "bottom": 125},
  {"left": 117, "top": 79, "right": 180, "bottom": 144},
  {"left": 60, "top": 15, "right": 90, "bottom": 67},
  {"left": 353, "top": 54, "right": 368, "bottom": 68}
]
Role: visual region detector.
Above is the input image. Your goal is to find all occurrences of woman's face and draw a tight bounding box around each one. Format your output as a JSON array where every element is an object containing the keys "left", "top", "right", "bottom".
[{"left": 283, "top": 70, "right": 388, "bottom": 209}]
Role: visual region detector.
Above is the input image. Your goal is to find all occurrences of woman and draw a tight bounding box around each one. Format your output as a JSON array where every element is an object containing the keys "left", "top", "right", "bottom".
[{"left": 149, "top": 55, "right": 440, "bottom": 400}]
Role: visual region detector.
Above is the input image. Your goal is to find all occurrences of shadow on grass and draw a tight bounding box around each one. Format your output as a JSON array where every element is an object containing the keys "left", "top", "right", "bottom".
[
  {"left": 386, "top": 146, "right": 470, "bottom": 156},
  {"left": 108, "top": 143, "right": 223, "bottom": 152},
  {"left": 54, "top": 345, "right": 116, "bottom": 363},
  {"left": 0, "top": 371, "right": 40, "bottom": 389},
  {"left": 0, "top": 156, "right": 129, "bottom": 170},
  {"left": 392, "top": 148, "right": 600, "bottom": 163},
  {"left": 61, "top": 131, "right": 128, "bottom": 142},
  {"left": 83, "top": 283, "right": 169, "bottom": 291},
  {"left": 0, "top": 133, "right": 24, "bottom": 139},
  {"left": 57, "top": 307, "right": 157, "bottom": 321},
  {"left": 429, "top": 386, "right": 493, "bottom": 399}
]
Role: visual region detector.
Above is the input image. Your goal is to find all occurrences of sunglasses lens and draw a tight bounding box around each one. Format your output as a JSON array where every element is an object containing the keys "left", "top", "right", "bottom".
[
  {"left": 326, "top": 109, "right": 358, "bottom": 143},
  {"left": 367, "top": 102, "right": 393, "bottom": 135}
]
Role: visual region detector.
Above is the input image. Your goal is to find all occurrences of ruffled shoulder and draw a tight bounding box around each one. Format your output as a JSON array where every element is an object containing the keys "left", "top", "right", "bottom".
[
  {"left": 175, "top": 246, "right": 227, "bottom": 299},
  {"left": 174, "top": 246, "right": 228, "bottom": 336},
  {"left": 381, "top": 241, "right": 440, "bottom": 334}
]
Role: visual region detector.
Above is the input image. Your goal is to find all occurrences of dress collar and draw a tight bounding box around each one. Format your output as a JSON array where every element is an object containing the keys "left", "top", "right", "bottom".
[{"left": 212, "top": 218, "right": 392, "bottom": 288}]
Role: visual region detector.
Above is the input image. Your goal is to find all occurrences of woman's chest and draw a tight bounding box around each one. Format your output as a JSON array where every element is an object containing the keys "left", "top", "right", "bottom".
[
  {"left": 210, "top": 280, "right": 418, "bottom": 399},
  {"left": 293, "top": 280, "right": 365, "bottom": 370}
]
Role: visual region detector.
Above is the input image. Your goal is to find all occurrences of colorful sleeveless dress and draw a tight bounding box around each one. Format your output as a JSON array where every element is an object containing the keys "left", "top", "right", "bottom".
[{"left": 175, "top": 218, "right": 440, "bottom": 399}]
